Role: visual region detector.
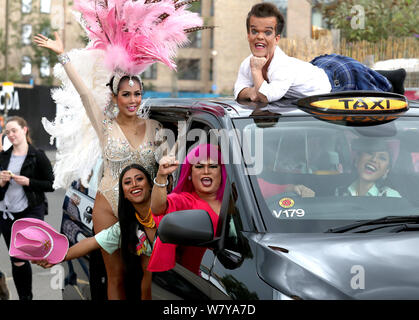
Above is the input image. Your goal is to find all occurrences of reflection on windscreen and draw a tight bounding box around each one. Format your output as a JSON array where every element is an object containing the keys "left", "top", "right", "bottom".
[{"left": 237, "top": 118, "right": 419, "bottom": 231}]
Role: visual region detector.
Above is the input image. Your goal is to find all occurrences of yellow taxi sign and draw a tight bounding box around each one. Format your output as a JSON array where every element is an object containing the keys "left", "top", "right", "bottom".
[
  {"left": 310, "top": 97, "right": 407, "bottom": 113},
  {"left": 297, "top": 92, "right": 408, "bottom": 125}
]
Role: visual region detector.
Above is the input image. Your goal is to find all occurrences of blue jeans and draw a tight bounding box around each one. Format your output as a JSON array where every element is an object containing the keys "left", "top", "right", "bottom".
[{"left": 310, "top": 54, "right": 392, "bottom": 92}]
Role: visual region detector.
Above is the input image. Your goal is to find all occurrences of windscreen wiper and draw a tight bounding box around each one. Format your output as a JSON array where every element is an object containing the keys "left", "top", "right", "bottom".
[{"left": 325, "top": 215, "right": 419, "bottom": 233}]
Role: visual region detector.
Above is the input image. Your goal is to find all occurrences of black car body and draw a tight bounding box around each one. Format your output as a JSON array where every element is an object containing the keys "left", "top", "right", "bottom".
[{"left": 60, "top": 92, "right": 419, "bottom": 300}]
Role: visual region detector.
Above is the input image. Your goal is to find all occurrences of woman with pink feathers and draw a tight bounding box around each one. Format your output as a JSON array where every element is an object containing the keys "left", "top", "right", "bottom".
[{"left": 35, "top": 0, "right": 209, "bottom": 300}]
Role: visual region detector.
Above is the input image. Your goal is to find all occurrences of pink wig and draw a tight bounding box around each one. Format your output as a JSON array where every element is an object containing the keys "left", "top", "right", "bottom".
[{"left": 173, "top": 144, "right": 227, "bottom": 201}]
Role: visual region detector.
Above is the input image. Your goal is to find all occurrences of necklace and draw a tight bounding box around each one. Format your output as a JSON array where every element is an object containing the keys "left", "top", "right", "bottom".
[
  {"left": 117, "top": 118, "right": 144, "bottom": 135},
  {"left": 135, "top": 208, "right": 155, "bottom": 229}
]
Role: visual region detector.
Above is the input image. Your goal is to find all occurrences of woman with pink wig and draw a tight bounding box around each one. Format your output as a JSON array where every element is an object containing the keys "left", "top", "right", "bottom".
[{"left": 148, "top": 144, "right": 227, "bottom": 275}]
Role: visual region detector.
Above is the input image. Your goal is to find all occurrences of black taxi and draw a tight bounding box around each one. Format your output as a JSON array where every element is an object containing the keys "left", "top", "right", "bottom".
[{"left": 60, "top": 91, "right": 419, "bottom": 300}]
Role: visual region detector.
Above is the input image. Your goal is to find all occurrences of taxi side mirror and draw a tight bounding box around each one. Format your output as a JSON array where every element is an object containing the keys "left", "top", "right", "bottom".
[{"left": 157, "top": 210, "right": 216, "bottom": 247}]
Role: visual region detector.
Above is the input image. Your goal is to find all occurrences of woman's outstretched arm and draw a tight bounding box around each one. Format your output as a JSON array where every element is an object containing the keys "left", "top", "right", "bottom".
[{"left": 34, "top": 32, "right": 105, "bottom": 143}]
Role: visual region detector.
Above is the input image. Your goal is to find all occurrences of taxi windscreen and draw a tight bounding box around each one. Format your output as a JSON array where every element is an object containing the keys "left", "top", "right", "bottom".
[{"left": 234, "top": 117, "right": 419, "bottom": 233}]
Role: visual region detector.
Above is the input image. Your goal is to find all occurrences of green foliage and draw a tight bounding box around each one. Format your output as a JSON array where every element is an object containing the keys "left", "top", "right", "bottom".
[
  {"left": 0, "top": 67, "right": 21, "bottom": 83},
  {"left": 316, "top": 0, "right": 419, "bottom": 42}
]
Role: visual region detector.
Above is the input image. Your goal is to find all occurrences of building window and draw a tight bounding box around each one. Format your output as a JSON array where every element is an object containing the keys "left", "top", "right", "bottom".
[
  {"left": 22, "top": 24, "right": 32, "bottom": 45},
  {"left": 40, "top": 0, "right": 51, "bottom": 13},
  {"left": 142, "top": 64, "right": 157, "bottom": 80},
  {"left": 22, "top": 0, "right": 32, "bottom": 13},
  {"left": 187, "top": 31, "right": 202, "bottom": 48},
  {"left": 21, "top": 56, "right": 32, "bottom": 76},
  {"left": 177, "top": 59, "right": 201, "bottom": 80},
  {"left": 40, "top": 56, "right": 50, "bottom": 77}
]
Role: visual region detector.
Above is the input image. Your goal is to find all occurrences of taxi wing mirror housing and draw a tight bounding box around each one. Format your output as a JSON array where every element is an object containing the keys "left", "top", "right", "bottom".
[{"left": 157, "top": 210, "right": 217, "bottom": 248}]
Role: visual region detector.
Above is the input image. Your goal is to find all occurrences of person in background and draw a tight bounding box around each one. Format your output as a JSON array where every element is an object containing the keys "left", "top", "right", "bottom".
[
  {"left": 148, "top": 144, "right": 227, "bottom": 275},
  {"left": 0, "top": 116, "right": 54, "bottom": 300}
]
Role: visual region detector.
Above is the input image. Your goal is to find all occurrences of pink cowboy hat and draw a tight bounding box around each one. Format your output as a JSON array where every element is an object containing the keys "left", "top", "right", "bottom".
[{"left": 9, "top": 218, "right": 69, "bottom": 264}]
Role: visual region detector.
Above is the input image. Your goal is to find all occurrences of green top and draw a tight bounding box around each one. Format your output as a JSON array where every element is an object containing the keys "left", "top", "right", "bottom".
[{"left": 94, "top": 222, "right": 153, "bottom": 256}]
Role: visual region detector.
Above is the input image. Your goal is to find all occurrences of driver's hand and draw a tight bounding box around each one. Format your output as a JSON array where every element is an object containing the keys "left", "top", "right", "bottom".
[{"left": 291, "top": 184, "right": 315, "bottom": 198}]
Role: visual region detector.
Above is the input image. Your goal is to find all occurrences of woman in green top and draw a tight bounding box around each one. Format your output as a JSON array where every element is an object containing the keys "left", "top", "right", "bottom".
[
  {"left": 336, "top": 138, "right": 401, "bottom": 197},
  {"left": 35, "top": 163, "right": 156, "bottom": 300}
]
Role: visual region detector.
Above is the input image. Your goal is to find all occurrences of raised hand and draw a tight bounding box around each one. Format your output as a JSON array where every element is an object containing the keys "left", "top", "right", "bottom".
[
  {"left": 157, "top": 155, "right": 179, "bottom": 178},
  {"left": 33, "top": 31, "right": 64, "bottom": 55}
]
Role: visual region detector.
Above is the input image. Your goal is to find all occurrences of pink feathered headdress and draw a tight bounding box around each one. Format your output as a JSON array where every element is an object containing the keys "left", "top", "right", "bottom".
[{"left": 73, "top": 0, "right": 207, "bottom": 80}]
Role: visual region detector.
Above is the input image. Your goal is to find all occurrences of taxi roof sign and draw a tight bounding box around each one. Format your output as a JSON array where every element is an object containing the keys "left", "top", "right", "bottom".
[
  {"left": 297, "top": 91, "right": 408, "bottom": 125},
  {"left": 310, "top": 97, "right": 407, "bottom": 113},
  {"left": 297, "top": 91, "right": 408, "bottom": 115}
]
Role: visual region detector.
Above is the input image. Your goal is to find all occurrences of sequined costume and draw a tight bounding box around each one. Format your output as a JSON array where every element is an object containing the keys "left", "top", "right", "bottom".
[{"left": 63, "top": 61, "right": 161, "bottom": 216}]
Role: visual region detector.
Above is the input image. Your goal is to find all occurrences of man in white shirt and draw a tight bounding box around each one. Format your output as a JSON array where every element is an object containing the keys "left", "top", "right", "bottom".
[
  {"left": 234, "top": 3, "right": 392, "bottom": 103},
  {"left": 234, "top": 3, "right": 331, "bottom": 103}
]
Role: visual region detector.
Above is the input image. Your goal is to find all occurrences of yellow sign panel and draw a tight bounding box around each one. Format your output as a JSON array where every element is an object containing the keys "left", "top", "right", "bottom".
[{"left": 311, "top": 98, "right": 407, "bottom": 112}]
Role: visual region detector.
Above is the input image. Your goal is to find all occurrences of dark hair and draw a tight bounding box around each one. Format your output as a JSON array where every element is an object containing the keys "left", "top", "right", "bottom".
[
  {"left": 246, "top": 2, "right": 285, "bottom": 36},
  {"left": 107, "top": 76, "right": 144, "bottom": 95},
  {"left": 117, "top": 163, "right": 153, "bottom": 299},
  {"left": 6, "top": 116, "right": 33, "bottom": 144}
]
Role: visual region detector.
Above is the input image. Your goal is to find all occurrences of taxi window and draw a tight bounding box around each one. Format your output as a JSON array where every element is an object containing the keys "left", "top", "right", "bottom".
[{"left": 234, "top": 117, "right": 419, "bottom": 233}]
